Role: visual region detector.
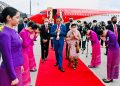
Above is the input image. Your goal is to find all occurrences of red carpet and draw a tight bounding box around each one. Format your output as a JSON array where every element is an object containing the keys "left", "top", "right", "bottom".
[{"left": 35, "top": 46, "right": 105, "bottom": 86}]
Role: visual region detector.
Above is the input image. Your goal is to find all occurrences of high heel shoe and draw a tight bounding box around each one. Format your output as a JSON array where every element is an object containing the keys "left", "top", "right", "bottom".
[
  {"left": 102, "top": 78, "right": 113, "bottom": 83},
  {"left": 88, "top": 65, "right": 96, "bottom": 68}
]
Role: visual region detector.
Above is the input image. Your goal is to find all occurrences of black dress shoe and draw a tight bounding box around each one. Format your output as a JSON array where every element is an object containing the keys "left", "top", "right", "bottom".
[
  {"left": 102, "top": 78, "right": 113, "bottom": 83},
  {"left": 54, "top": 63, "right": 58, "bottom": 66},
  {"left": 58, "top": 68, "right": 65, "bottom": 72},
  {"left": 88, "top": 65, "right": 96, "bottom": 68},
  {"left": 30, "top": 69, "right": 37, "bottom": 72},
  {"left": 104, "top": 53, "right": 107, "bottom": 55}
]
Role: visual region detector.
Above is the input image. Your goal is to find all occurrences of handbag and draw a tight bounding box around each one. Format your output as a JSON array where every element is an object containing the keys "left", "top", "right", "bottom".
[{"left": 75, "top": 42, "right": 80, "bottom": 53}]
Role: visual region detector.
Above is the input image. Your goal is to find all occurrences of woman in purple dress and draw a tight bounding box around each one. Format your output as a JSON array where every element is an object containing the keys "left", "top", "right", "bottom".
[
  {"left": 0, "top": 7, "right": 24, "bottom": 86},
  {"left": 98, "top": 29, "right": 120, "bottom": 83},
  {"left": 83, "top": 26, "right": 101, "bottom": 68}
]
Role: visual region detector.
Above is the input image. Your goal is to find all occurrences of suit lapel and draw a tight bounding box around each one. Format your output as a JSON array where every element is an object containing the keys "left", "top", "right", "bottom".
[
  {"left": 111, "top": 24, "right": 114, "bottom": 31},
  {"left": 60, "top": 24, "right": 62, "bottom": 30},
  {"left": 117, "top": 25, "right": 120, "bottom": 32}
]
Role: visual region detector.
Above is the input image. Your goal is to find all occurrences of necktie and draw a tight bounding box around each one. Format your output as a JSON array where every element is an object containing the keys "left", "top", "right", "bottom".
[
  {"left": 114, "top": 24, "right": 118, "bottom": 39},
  {"left": 57, "top": 24, "right": 60, "bottom": 31},
  {"left": 58, "top": 24, "right": 60, "bottom": 28},
  {"left": 45, "top": 25, "right": 48, "bottom": 32}
]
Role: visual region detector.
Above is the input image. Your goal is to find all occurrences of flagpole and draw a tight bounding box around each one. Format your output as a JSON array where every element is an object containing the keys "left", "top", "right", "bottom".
[{"left": 30, "top": 0, "right": 31, "bottom": 16}]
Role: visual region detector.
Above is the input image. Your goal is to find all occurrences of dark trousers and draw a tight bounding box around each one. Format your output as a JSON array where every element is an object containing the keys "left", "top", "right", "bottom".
[
  {"left": 79, "top": 41, "right": 81, "bottom": 48},
  {"left": 51, "top": 39, "right": 53, "bottom": 48},
  {"left": 106, "top": 46, "right": 108, "bottom": 55},
  {"left": 82, "top": 41, "right": 86, "bottom": 50},
  {"left": 54, "top": 41, "right": 64, "bottom": 68},
  {"left": 101, "top": 40, "right": 103, "bottom": 46},
  {"left": 66, "top": 43, "right": 69, "bottom": 59},
  {"left": 41, "top": 40, "right": 49, "bottom": 60}
]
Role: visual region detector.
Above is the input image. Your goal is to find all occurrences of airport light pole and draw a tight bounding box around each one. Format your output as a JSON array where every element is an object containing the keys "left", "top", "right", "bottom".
[{"left": 30, "top": 0, "right": 31, "bottom": 16}]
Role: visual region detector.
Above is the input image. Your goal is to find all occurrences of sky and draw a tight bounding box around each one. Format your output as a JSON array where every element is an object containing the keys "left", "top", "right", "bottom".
[{"left": 1, "top": 0, "right": 120, "bottom": 15}]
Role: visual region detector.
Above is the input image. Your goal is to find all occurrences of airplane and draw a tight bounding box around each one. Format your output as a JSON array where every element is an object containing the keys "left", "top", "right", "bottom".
[{"left": 29, "top": 8, "right": 120, "bottom": 24}]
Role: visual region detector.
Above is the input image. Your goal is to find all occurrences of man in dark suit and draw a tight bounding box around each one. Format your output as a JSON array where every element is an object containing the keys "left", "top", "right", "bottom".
[
  {"left": 65, "top": 18, "right": 73, "bottom": 59},
  {"left": 66, "top": 18, "right": 73, "bottom": 33},
  {"left": 77, "top": 20, "right": 82, "bottom": 48},
  {"left": 51, "top": 16, "right": 66, "bottom": 72},
  {"left": 40, "top": 18, "right": 51, "bottom": 63},
  {"left": 77, "top": 20, "right": 82, "bottom": 34},
  {"left": 18, "top": 17, "right": 28, "bottom": 33},
  {"left": 106, "top": 16, "right": 120, "bottom": 46},
  {"left": 91, "top": 20, "right": 101, "bottom": 40}
]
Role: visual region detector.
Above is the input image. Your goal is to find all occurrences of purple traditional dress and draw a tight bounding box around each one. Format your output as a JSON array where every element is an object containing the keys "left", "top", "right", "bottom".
[
  {"left": 0, "top": 26, "right": 23, "bottom": 86},
  {"left": 106, "top": 30, "right": 120, "bottom": 79},
  {"left": 89, "top": 30, "right": 101, "bottom": 67}
]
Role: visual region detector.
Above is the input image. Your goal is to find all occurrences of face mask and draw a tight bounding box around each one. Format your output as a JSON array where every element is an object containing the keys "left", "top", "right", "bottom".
[
  {"left": 112, "top": 21, "right": 117, "bottom": 24},
  {"left": 51, "top": 22, "right": 54, "bottom": 24},
  {"left": 24, "top": 21, "right": 28, "bottom": 23},
  {"left": 44, "top": 22, "right": 48, "bottom": 25},
  {"left": 93, "top": 23, "right": 97, "bottom": 26},
  {"left": 72, "top": 28, "right": 77, "bottom": 32}
]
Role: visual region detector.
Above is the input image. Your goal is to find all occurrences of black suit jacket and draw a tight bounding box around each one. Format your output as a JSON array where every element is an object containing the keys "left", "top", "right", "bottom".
[
  {"left": 65, "top": 23, "right": 70, "bottom": 33},
  {"left": 91, "top": 25, "right": 101, "bottom": 40},
  {"left": 18, "top": 23, "right": 25, "bottom": 33},
  {"left": 77, "top": 24, "right": 83, "bottom": 34},
  {"left": 40, "top": 24, "right": 51, "bottom": 42},
  {"left": 91, "top": 25, "right": 100, "bottom": 34},
  {"left": 106, "top": 24, "right": 120, "bottom": 46}
]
